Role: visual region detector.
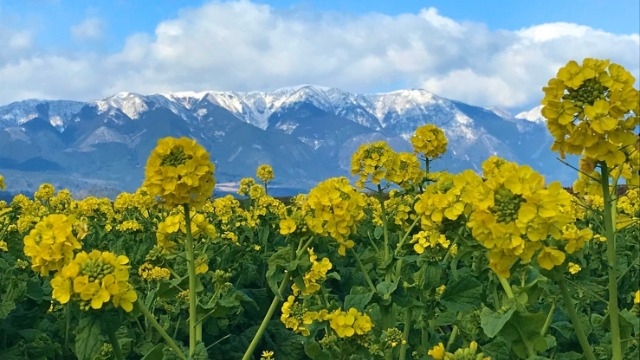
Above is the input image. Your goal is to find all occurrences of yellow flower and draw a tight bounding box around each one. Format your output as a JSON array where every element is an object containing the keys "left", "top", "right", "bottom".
[
  {"left": 305, "top": 177, "right": 365, "bottom": 254},
  {"left": 0, "top": 174, "right": 5, "bottom": 190},
  {"left": 411, "top": 124, "right": 448, "bottom": 160},
  {"left": 634, "top": 290, "right": 640, "bottom": 305},
  {"left": 568, "top": 262, "right": 581, "bottom": 275},
  {"left": 143, "top": 137, "right": 215, "bottom": 209},
  {"left": 279, "top": 218, "right": 297, "bottom": 235},
  {"left": 256, "top": 164, "right": 275, "bottom": 183},
  {"left": 0, "top": 240, "right": 7, "bottom": 252},
  {"left": 195, "top": 256, "right": 209, "bottom": 274},
  {"left": 351, "top": 141, "right": 421, "bottom": 188},
  {"left": 537, "top": 246, "right": 566, "bottom": 270},
  {"left": 427, "top": 342, "right": 446, "bottom": 360},
  {"left": 541, "top": 58, "right": 639, "bottom": 167},
  {"left": 260, "top": 350, "right": 275, "bottom": 360},
  {"left": 23, "top": 214, "right": 82, "bottom": 276},
  {"left": 50, "top": 250, "right": 137, "bottom": 312}
]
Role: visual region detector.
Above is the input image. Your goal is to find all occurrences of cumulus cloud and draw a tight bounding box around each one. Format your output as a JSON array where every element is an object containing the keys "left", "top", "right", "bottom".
[
  {"left": 71, "top": 17, "right": 104, "bottom": 40},
  {"left": 1, "top": 0, "right": 638, "bottom": 110}
]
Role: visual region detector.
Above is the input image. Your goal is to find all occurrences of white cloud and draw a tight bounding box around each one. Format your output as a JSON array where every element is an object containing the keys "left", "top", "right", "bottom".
[
  {"left": 71, "top": 17, "right": 104, "bottom": 40},
  {"left": 1, "top": 0, "right": 638, "bottom": 111}
]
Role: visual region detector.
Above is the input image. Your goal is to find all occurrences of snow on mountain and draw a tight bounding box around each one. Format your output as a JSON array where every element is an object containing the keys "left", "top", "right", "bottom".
[
  {"left": 515, "top": 105, "right": 546, "bottom": 124},
  {"left": 0, "top": 99, "right": 84, "bottom": 130},
  {"left": 96, "top": 92, "right": 149, "bottom": 119}
]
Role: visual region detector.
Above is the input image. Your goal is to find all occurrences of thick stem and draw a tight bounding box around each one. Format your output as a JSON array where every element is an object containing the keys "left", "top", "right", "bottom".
[
  {"left": 498, "top": 276, "right": 514, "bottom": 300},
  {"left": 600, "top": 162, "right": 622, "bottom": 360},
  {"left": 183, "top": 204, "right": 200, "bottom": 357},
  {"left": 241, "top": 272, "right": 292, "bottom": 360},
  {"left": 107, "top": 329, "right": 125, "bottom": 360},
  {"left": 399, "top": 308, "right": 412, "bottom": 360},
  {"left": 558, "top": 275, "right": 596, "bottom": 360},
  {"left": 135, "top": 300, "right": 187, "bottom": 360}
]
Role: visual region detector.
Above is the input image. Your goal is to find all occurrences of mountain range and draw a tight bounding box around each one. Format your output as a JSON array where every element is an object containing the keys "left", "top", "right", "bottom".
[{"left": 0, "top": 85, "right": 572, "bottom": 198}]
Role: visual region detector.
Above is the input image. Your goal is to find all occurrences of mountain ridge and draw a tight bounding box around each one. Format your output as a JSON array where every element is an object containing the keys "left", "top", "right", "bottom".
[{"left": 0, "top": 85, "right": 573, "bottom": 198}]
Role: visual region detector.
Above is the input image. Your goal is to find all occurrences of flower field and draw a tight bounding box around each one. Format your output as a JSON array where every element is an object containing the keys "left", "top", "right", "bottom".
[{"left": 0, "top": 58, "right": 638, "bottom": 360}]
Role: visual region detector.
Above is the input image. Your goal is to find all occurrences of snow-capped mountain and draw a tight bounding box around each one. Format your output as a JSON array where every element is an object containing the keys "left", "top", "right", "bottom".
[{"left": 0, "top": 85, "right": 569, "bottom": 197}]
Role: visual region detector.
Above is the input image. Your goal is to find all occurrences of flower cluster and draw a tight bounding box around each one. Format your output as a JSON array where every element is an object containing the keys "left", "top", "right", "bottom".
[
  {"left": 411, "top": 123, "right": 448, "bottom": 160},
  {"left": 351, "top": 141, "right": 421, "bottom": 189},
  {"left": 305, "top": 177, "right": 366, "bottom": 255},
  {"left": 0, "top": 174, "right": 5, "bottom": 190},
  {"left": 280, "top": 296, "right": 321, "bottom": 336},
  {"left": 292, "top": 248, "right": 332, "bottom": 296},
  {"left": 428, "top": 341, "right": 490, "bottom": 360},
  {"left": 466, "top": 157, "right": 590, "bottom": 277},
  {"left": 326, "top": 308, "right": 373, "bottom": 338},
  {"left": 156, "top": 211, "right": 217, "bottom": 252},
  {"left": 256, "top": 164, "right": 275, "bottom": 183},
  {"left": 23, "top": 214, "right": 82, "bottom": 276},
  {"left": 143, "top": 137, "right": 215, "bottom": 209},
  {"left": 50, "top": 250, "right": 137, "bottom": 311},
  {"left": 541, "top": 58, "right": 639, "bottom": 168}
]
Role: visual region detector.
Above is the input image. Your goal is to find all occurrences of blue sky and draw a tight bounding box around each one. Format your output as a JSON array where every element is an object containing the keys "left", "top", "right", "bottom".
[{"left": 1, "top": 0, "right": 638, "bottom": 111}]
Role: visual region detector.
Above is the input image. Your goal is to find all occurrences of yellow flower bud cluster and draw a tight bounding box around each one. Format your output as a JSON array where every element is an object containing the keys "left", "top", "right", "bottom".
[
  {"left": 305, "top": 177, "right": 366, "bottom": 255},
  {"left": 23, "top": 214, "right": 82, "bottom": 276},
  {"left": 34, "top": 183, "right": 55, "bottom": 202},
  {"left": 427, "top": 341, "right": 490, "bottom": 360},
  {"left": 411, "top": 123, "right": 448, "bottom": 160},
  {"left": 51, "top": 250, "right": 137, "bottom": 312},
  {"left": 466, "top": 157, "right": 591, "bottom": 277},
  {"left": 292, "top": 248, "right": 332, "bottom": 296},
  {"left": 541, "top": 58, "right": 639, "bottom": 169},
  {"left": 138, "top": 262, "right": 171, "bottom": 281},
  {"left": 351, "top": 141, "right": 421, "bottom": 189},
  {"left": 411, "top": 231, "right": 450, "bottom": 255},
  {"left": 143, "top": 137, "right": 215, "bottom": 209},
  {"left": 116, "top": 219, "right": 143, "bottom": 232},
  {"left": 0, "top": 174, "right": 5, "bottom": 190},
  {"left": 280, "top": 295, "right": 322, "bottom": 336}
]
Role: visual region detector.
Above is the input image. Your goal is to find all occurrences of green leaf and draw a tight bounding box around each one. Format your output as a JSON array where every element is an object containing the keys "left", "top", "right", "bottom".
[
  {"left": 140, "top": 344, "right": 165, "bottom": 360},
  {"left": 344, "top": 291, "right": 374, "bottom": 311},
  {"left": 25, "top": 278, "right": 45, "bottom": 301},
  {"left": 480, "top": 306, "right": 516, "bottom": 338},
  {"left": 74, "top": 314, "right": 103, "bottom": 360},
  {"left": 0, "top": 301, "right": 16, "bottom": 319},
  {"left": 481, "top": 338, "right": 511, "bottom": 360},
  {"left": 304, "top": 341, "right": 332, "bottom": 360},
  {"left": 373, "top": 226, "right": 383, "bottom": 240},
  {"left": 440, "top": 276, "right": 483, "bottom": 312},
  {"left": 376, "top": 281, "right": 398, "bottom": 297},
  {"left": 266, "top": 247, "right": 293, "bottom": 300}
]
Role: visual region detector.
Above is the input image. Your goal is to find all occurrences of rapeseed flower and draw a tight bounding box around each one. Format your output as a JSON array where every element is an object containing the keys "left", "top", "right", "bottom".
[
  {"left": 50, "top": 250, "right": 137, "bottom": 311},
  {"left": 143, "top": 137, "right": 215, "bottom": 209},
  {"left": 541, "top": 58, "right": 639, "bottom": 167},
  {"left": 411, "top": 124, "right": 448, "bottom": 160},
  {"left": 256, "top": 164, "right": 274, "bottom": 183},
  {"left": 0, "top": 174, "right": 5, "bottom": 190},
  {"left": 23, "top": 214, "right": 82, "bottom": 276},
  {"left": 305, "top": 177, "right": 365, "bottom": 255}
]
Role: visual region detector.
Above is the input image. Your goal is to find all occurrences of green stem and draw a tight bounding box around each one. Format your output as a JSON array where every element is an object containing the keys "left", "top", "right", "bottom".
[
  {"left": 241, "top": 272, "right": 292, "bottom": 360},
  {"left": 182, "top": 204, "right": 200, "bottom": 357},
  {"left": 600, "top": 162, "right": 622, "bottom": 360},
  {"left": 557, "top": 275, "right": 596, "bottom": 360},
  {"left": 399, "top": 309, "right": 412, "bottom": 360},
  {"left": 107, "top": 329, "right": 125, "bottom": 360},
  {"left": 64, "top": 303, "right": 71, "bottom": 356},
  {"left": 445, "top": 313, "right": 463, "bottom": 352},
  {"left": 498, "top": 276, "right": 514, "bottom": 300},
  {"left": 351, "top": 248, "right": 377, "bottom": 293},
  {"left": 540, "top": 299, "right": 556, "bottom": 336},
  {"left": 394, "top": 217, "right": 420, "bottom": 257},
  {"left": 135, "top": 300, "right": 187, "bottom": 360}
]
